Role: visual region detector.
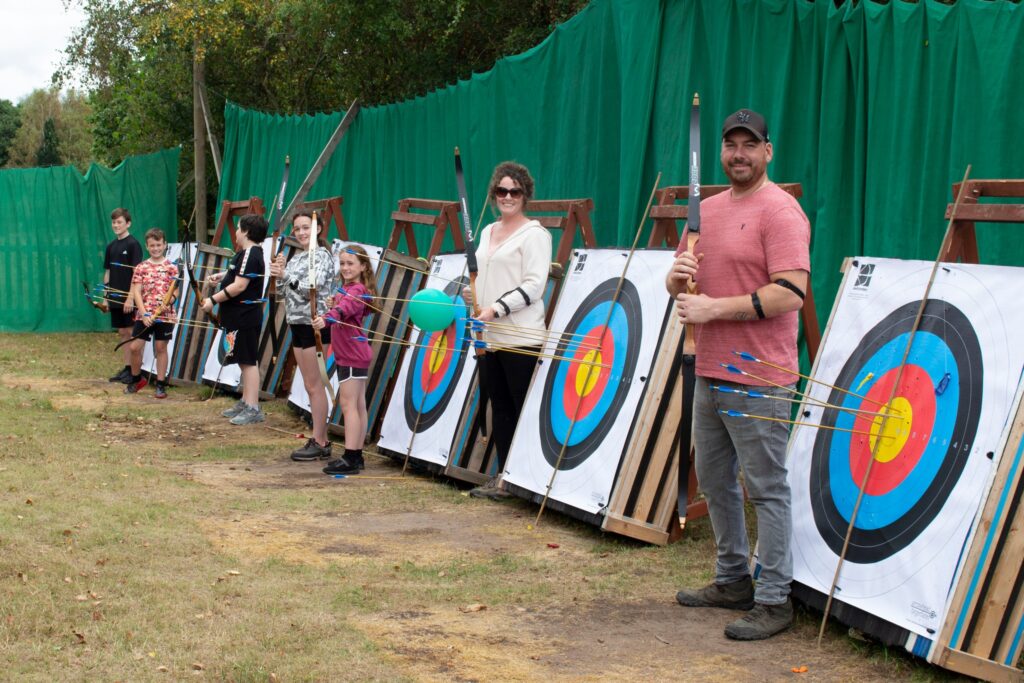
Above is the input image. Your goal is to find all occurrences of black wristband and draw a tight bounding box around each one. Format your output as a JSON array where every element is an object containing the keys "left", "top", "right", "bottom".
[
  {"left": 751, "top": 292, "right": 766, "bottom": 319},
  {"left": 774, "top": 277, "right": 806, "bottom": 300}
]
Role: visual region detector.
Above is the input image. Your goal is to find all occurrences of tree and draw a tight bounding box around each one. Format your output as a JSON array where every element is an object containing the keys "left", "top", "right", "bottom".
[
  {"left": 35, "top": 119, "right": 63, "bottom": 167},
  {"left": 5, "top": 88, "right": 94, "bottom": 171},
  {"left": 0, "top": 99, "right": 20, "bottom": 167}
]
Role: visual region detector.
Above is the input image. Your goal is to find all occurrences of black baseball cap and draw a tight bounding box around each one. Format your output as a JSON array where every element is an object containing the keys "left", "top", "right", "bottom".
[{"left": 722, "top": 109, "right": 769, "bottom": 142}]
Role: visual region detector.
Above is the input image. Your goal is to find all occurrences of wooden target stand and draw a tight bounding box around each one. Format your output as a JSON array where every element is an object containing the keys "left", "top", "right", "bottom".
[
  {"left": 915, "top": 180, "right": 1024, "bottom": 682},
  {"left": 167, "top": 197, "right": 265, "bottom": 387},
  {"left": 602, "top": 183, "right": 821, "bottom": 545},
  {"left": 354, "top": 198, "right": 463, "bottom": 442},
  {"left": 258, "top": 196, "right": 349, "bottom": 399},
  {"left": 443, "top": 199, "right": 598, "bottom": 484}
]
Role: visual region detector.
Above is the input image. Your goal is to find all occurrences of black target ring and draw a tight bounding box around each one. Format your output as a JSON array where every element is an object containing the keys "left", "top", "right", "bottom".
[{"left": 810, "top": 300, "right": 982, "bottom": 563}]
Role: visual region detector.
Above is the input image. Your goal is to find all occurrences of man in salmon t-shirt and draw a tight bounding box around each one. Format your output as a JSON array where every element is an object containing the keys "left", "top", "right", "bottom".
[{"left": 665, "top": 109, "right": 810, "bottom": 641}]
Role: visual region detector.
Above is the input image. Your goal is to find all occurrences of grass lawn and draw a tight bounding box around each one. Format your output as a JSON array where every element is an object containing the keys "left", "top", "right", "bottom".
[{"left": 0, "top": 333, "right": 970, "bottom": 681}]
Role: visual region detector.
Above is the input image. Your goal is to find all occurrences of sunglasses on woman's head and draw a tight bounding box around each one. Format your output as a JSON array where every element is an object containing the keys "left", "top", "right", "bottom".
[{"left": 494, "top": 187, "right": 524, "bottom": 199}]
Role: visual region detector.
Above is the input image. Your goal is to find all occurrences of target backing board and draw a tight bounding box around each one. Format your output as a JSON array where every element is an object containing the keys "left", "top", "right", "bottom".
[
  {"left": 141, "top": 242, "right": 188, "bottom": 376},
  {"left": 787, "top": 257, "right": 1024, "bottom": 639},
  {"left": 502, "top": 249, "right": 674, "bottom": 515},
  {"left": 377, "top": 254, "right": 473, "bottom": 467},
  {"left": 287, "top": 241, "right": 382, "bottom": 415},
  {"left": 201, "top": 237, "right": 278, "bottom": 389}
]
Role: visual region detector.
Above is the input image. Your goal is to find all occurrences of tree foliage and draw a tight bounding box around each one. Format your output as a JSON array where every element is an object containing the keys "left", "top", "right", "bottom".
[
  {"left": 5, "top": 88, "right": 94, "bottom": 172},
  {"left": 60, "top": 0, "right": 589, "bottom": 165},
  {"left": 35, "top": 119, "right": 63, "bottom": 167},
  {"left": 0, "top": 100, "right": 20, "bottom": 167}
]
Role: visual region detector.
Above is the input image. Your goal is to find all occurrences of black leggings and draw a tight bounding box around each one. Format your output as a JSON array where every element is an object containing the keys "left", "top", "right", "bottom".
[{"left": 477, "top": 348, "right": 539, "bottom": 470}]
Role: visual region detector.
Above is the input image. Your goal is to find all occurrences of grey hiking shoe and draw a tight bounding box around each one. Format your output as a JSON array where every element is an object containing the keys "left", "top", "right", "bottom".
[
  {"left": 675, "top": 577, "right": 755, "bottom": 610},
  {"left": 229, "top": 404, "right": 265, "bottom": 425},
  {"left": 724, "top": 599, "right": 794, "bottom": 640},
  {"left": 469, "top": 477, "right": 512, "bottom": 500},
  {"left": 222, "top": 399, "right": 247, "bottom": 418},
  {"left": 290, "top": 438, "right": 333, "bottom": 461}
]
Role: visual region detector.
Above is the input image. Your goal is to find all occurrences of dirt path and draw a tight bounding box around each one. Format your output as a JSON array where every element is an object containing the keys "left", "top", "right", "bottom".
[{"left": 4, "top": 372, "right": 936, "bottom": 681}]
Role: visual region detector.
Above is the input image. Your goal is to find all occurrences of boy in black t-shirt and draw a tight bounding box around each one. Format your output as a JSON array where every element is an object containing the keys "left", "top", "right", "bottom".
[
  {"left": 202, "top": 214, "right": 268, "bottom": 425},
  {"left": 103, "top": 207, "right": 143, "bottom": 383}
]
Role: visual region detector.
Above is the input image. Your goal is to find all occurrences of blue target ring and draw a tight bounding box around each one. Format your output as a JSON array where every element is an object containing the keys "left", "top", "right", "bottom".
[
  {"left": 548, "top": 302, "right": 630, "bottom": 446},
  {"left": 828, "top": 332, "right": 959, "bottom": 528},
  {"left": 403, "top": 277, "right": 471, "bottom": 431}
]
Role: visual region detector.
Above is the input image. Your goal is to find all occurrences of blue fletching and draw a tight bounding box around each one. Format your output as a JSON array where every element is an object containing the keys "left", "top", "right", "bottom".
[
  {"left": 472, "top": 340, "right": 487, "bottom": 348},
  {"left": 748, "top": 389, "right": 766, "bottom": 399},
  {"left": 735, "top": 351, "right": 757, "bottom": 361},
  {"left": 722, "top": 364, "right": 743, "bottom": 374},
  {"left": 355, "top": 336, "right": 368, "bottom": 342},
  {"left": 721, "top": 409, "right": 745, "bottom": 417},
  {"left": 332, "top": 474, "right": 347, "bottom": 479},
  {"left": 470, "top": 320, "right": 485, "bottom": 332},
  {"left": 714, "top": 385, "right": 740, "bottom": 394}
]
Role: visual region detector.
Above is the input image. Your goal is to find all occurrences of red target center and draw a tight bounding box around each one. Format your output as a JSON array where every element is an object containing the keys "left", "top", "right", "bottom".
[
  {"left": 849, "top": 365, "right": 936, "bottom": 496},
  {"left": 561, "top": 326, "right": 614, "bottom": 420},
  {"left": 419, "top": 328, "right": 454, "bottom": 393}
]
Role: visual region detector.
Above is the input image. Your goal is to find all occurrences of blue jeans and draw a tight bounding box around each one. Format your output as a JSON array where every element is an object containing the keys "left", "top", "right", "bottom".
[{"left": 693, "top": 376, "right": 793, "bottom": 605}]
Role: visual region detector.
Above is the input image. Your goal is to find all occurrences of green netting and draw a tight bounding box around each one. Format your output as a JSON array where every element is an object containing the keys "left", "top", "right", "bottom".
[
  {"left": 0, "top": 148, "right": 181, "bottom": 332},
  {"left": 217, "top": 0, "right": 1024, "bottom": 328}
]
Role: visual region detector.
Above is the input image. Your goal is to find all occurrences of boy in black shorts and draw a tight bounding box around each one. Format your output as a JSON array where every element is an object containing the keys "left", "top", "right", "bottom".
[
  {"left": 103, "top": 208, "right": 143, "bottom": 382},
  {"left": 202, "top": 214, "right": 268, "bottom": 425},
  {"left": 124, "top": 228, "right": 179, "bottom": 398}
]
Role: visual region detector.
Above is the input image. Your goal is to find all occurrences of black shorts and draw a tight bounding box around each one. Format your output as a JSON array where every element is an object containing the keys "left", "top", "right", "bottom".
[
  {"left": 129, "top": 320, "right": 175, "bottom": 342},
  {"left": 290, "top": 323, "right": 332, "bottom": 349},
  {"left": 110, "top": 306, "right": 133, "bottom": 329},
  {"left": 225, "top": 326, "right": 260, "bottom": 366},
  {"left": 337, "top": 366, "right": 368, "bottom": 383}
]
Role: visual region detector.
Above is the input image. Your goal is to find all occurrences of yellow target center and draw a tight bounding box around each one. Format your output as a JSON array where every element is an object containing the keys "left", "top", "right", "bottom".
[
  {"left": 429, "top": 335, "right": 449, "bottom": 373},
  {"left": 869, "top": 396, "right": 912, "bottom": 462},
  {"left": 574, "top": 350, "right": 603, "bottom": 397}
]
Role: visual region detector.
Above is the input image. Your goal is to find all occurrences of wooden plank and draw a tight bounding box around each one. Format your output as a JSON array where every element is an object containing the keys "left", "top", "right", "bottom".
[
  {"left": 937, "top": 647, "right": 1024, "bottom": 683},
  {"left": 390, "top": 210, "right": 442, "bottom": 226},
  {"left": 602, "top": 515, "right": 670, "bottom": 545},
  {"left": 603, "top": 307, "right": 682, "bottom": 544},
  {"left": 529, "top": 199, "right": 594, "bottom": 212},
  {"left": 955, "top": 180, "right": 1024, "bottom": 198},
  {"left": 945, "top": 205, "right": 1024, "bottom": 223}
]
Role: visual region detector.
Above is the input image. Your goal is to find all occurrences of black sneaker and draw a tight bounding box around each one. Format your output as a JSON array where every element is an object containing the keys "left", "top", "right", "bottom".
[
  {"left": 124, "top": 376, "right": 148, "bottom": 394},
  {"left": 323, "top": 454, "right": 364, "bottom": 475},
  {"left": 724, "top": 599, "right": 794, "bottom": 640},
  {"left": 109, "top": 366, "right": 130, "bottom": 383},
  {"left": 154, "top": 381, "right": 168, "bottom": 399},
  {"left": 290, "top": 438, "right": 333, "bottom": 461},
  {"left": 675, "top": 577, "right": 755, "bottom": 611}
]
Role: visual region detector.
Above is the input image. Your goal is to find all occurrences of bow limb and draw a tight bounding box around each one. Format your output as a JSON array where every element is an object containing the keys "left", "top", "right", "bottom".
[
  {"left": 184, "top": 242, "right": 221, "bottom": 328},
  {"left": 308, "top": 212, "right": 334, "bottom": 407}
]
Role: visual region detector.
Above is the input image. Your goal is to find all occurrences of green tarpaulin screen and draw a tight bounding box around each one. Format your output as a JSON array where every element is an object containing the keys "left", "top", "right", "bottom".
[
  {"left": 0, "top": 148, "right": 180, "bottom": 332},
  {"left": 217, "top": 0, "right": 1024, "bottom": 332}
]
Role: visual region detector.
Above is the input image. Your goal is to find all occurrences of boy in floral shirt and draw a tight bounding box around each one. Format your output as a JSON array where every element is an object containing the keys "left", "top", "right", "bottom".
[{"left": 125, "top": 228, "right": 179, "bottom": 398}]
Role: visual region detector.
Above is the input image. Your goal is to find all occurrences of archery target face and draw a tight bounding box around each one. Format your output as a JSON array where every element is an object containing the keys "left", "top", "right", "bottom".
[
  {"left": 788, "top": 258, "right": 1024, "bottom": 638},
  {"left": 377, "top": 254, "right": 475, "bottom": 467},
  {"left": 141, "top": 242, "right": 186, "bottom": 375},
  {"left": 503, "top": 249, "right": 674, "bottom": 515}
]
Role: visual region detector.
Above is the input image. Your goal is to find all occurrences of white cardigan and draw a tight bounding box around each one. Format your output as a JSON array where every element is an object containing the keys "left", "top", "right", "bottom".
[{"left": 475, "top": 219, "right": 551, "bottom": 348}]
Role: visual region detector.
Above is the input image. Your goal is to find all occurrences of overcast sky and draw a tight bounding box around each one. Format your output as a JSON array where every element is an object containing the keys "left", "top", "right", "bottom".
[{"left": 0, "top": 0, "right": 87, "bottom": 103}]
